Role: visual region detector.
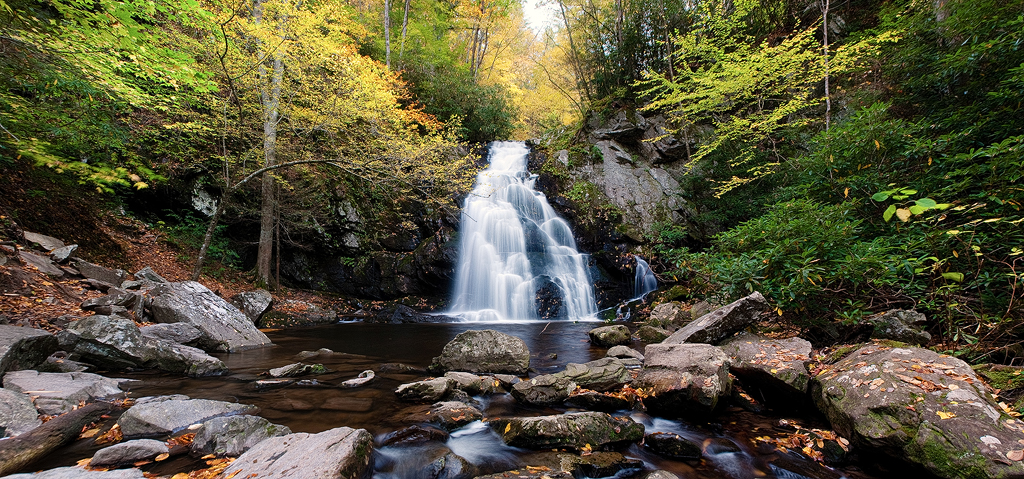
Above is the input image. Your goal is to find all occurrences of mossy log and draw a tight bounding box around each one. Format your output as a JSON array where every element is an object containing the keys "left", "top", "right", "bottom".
[{"left": 0, "top": 401, "right": 117, "bottom": 475}]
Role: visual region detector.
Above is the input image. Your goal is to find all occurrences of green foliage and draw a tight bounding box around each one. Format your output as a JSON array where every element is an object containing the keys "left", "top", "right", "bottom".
[
  {"left": 157, "top": 211, "right": 240, "bottom": 273},
  {"left": 400, "top": 61, "right": 517, "bottom": 142}
]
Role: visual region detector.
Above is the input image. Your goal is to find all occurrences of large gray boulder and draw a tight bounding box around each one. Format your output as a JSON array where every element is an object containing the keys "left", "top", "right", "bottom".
[
  {"left": 428, "top": 330, "right": 529, "bottom": 374},
  {"left": 20, "top": 252, "right": 64, "bottom": 277},
  {"left": 633, "top": 343, "right": 732, "bottom": 418},
  {"left": 0, "top": 387, "right": 42, "bottom": 437},
  {"left": 813, "top": 344, "right": 1024, "bottom": 479},
  {"left": 663, "top": 292, "right": 769, "bottom": 344},
  {"left": 0, "top": 325, "right": 58, "bottom": 375},
  {"left": 219, "top": 427, "right": 373, "bottom": 479},
  {"left": 512, "top": 374, "right": 578, "bottom": 406},
  {"left": 148, "top": 281, "right": 271, "bottom": 352},
  {"left": 647, "top": 302, "right": 688, "bottom": 330},
  {"left": 117, "top": 396, "right": 258, "bottom": 437},
  {"left": 191, "top": 415, "right": 291, "bottom": 457},
  {"left": 492, "top": 412, "right": 644, "bottom": 450},
  {"left": 67, "top": 315, "right": 227, "bottom": 377},
  {"left": 4, "top": 467, "right": 145, "bottom": 478},
  {"left": 588, "top": 325, "right": 631, "bottom": 347},
  {"left": 552, "top": 357, "right": 630, "bottom": 392},
  {"left": 429, "top": 401, "right": 483, "bottom": 431},
  {"left": 719, "top": 332, "right": 812, "bottom": 411},
  {"left": 3, "top": 370, "right": 131, "bottom": 415},
  {"left": 233, "top": 289, "right": 273, "bottom": 323},
  {"left": 91, "top": 439, "right": 169, "bottom": 467},
  {"left": 443, "top": 371, "right": 503, "bottom": 395},
  {"left": 869, "top": 309, "right": 932, "bottom": 345},
  {"left": 139, "top": 323, "right": 202, "bottom": 345}
]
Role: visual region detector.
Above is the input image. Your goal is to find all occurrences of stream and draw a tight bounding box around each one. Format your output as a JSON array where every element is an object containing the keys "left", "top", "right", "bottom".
[{"left": 36, "top": 321, "right": 904, "bottom": 479}]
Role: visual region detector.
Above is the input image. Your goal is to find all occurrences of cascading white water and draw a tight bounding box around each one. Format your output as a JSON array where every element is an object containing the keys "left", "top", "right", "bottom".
[
  {"left": 633, "top": 255, "right": 658, "bottom": 299},
  {"left": 448, "top": 141, "right": 598, "bottom": 322}
]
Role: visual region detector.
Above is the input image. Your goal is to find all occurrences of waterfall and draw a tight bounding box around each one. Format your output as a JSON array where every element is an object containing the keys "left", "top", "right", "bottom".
[
  {"left": 633, "top": 255, "right": 658, "bottom": 299},
  {"left": 448, "top": 141, "right": 597, "bottom": 322}
]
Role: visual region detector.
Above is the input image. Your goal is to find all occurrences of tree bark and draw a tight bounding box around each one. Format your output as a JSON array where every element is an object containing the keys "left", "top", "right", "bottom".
[
  {"left": 384, "top": 0, "right": 392, "bottom": 68},
  {"left": 0, "top": 402, "right": 117, "bottom": 476},
  {"left": 254, "top": 0, "right": 285, "bottom": 288},
  {"left": 820, "top": 0, "right": 831, "bottom": 131},
  {"left": 399, "top": 0, "right": 411, "bottom": 62}
]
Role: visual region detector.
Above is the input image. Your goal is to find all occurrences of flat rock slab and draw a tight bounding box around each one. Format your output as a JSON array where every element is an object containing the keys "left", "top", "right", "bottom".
[
  {"left": 91, "top": 439, "right": 169, "bottom": 467},
  {"left": 4, "top": 467, "right": 145, "bottom": 479},
  {"left": 75, "top": 260, "right": 127, "bottom": 286},
  {"left": 607, "top": 346, "right": 644, "bottom": 361},
  {"left": 139, "top": 323, "right": 203, "bottom": 345},
  {"left": 813, "top": 344, "right": 1024, "bottom": 479},
  {"left": 720, "top": 332, "right": 812, "bottom": 410},
  {"left": 552, "top": 357, "right": 630, "bottom": 392},
  {"left": 633, "top": 343, "right": 732, "bottom": 418},
  {"left": 0, "top": 325, "right": 58, "bottom": 375},
  {"left": 3, "top": 370, "right": 131, "bottom": 415},
  {"left": 564, "top": 390, "right": 633, "bottom": 412},
  {"left": 20, "top": 252, "right": 64, "bottom": 277},
  {"left": 429, "top": 401, "right": 482, "bottom": 431},
  {"left": 117, "top": 397, "right": 258, "bottom": 437},
  {"left": 0, "top": 387, "right": 42, "bottom": 437},
  {"left": 395, "top": 377, "right": 457, "bottom": 402},
  {"left": 429, "top": 330, "right": 530, "bottom": 375},
  {"left": 219, "top": 427, "right": 373, "bottom": 479},
  {"left": 663, "top": 291, "right": 768, "bottom": 344},
  {"left": 191, "top": 415, "right": 291, "bottom": 457},
  {"left": 148, "top": 281, "right": 271, "bottom": 352},
  {"left": 492, "top": 412, "right": 644, "bottom": 450},
  {"left": 23, "top": 231, "right": 65, "bottom": 251},
  {"left": 512, "top": 374, "right": 577, "bottom": 406}
]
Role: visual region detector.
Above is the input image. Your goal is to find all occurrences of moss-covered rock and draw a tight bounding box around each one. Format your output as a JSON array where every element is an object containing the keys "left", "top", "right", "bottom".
[
  {"left": 812, "top": 344, "right": 1024, "bottom": 479},
  {"left": 491, "top": 412, "right": 644, "bottom": 451}
]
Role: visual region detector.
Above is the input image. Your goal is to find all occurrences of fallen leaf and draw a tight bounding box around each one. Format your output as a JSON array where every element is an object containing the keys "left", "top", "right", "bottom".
[
  {"left": 936, "top": 411, "right": 956, "bottom": 420},
  {"left": 1008, "top": 450, "right": 1024, "bottom": 461},
  {"left": 155, "top": 453, "right": 169, "bottom": 461}
]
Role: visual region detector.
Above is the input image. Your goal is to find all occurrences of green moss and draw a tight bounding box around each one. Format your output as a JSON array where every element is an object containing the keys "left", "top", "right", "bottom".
[
  {"left": 822, "top": 344, "right": 863, "bottom": 364},
  {"left": 915, "top": 434, "right": 990, "bottom": 479}
]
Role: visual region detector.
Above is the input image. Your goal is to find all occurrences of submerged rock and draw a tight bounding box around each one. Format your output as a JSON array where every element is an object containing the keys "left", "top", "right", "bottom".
[
  {"left": 429, "top": 401, "right": 483, "bottom": 431},
  {"left": 663, "top": 292, "right": 768, "bottom": 345},
  {"left": 428, "top": 330, "right": 530, "bottom": 375},
  {"left": 719, "top": 332, "right": 812, "bottom": 411},
  {"left": 588, "top": 325, "right": 631, "bottom": 347},
  {"left": 91, "top": 439, "right": 169, "bottom": 467},
  {"left": 148, "top": 281, "right": 272, "bottom": 352},
  {"left": 117, "top": 396, "right": 258, "bottom": 437},
  {"left": 3, "top": 370, "right": 131, "bottom": 415},
  {"left": 644, "top": 432, "right": 702, "bottom": 460},
  {"left": 191, "top": 415, "right": 292, "bottom": 457},
  {"left": 219, "top": 427, "right": 373, "bottom": 479},
  {"left": 0, "top": 324, "right": 58, "bottom": 375},
  {"left": 633, "top": 343, "right": 732, "bottom": 418},
  {"left": 812, "top": 344, "right": 1024, "bottom": 479},
  {"left": 492, "top": 412, "right": 644, "bottom": 450}
]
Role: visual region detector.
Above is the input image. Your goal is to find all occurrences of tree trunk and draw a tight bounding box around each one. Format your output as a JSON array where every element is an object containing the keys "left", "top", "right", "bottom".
[
  {"left": 191, "top": 195, "right": 229, "bottom": 281},
  {"left": 399, "top": 0, "right": 411, "bottom": 62},
  {"left": 820, "top": 0, "right": 831, "bottom": 131},
  {"left": 255, "top": 0, "right": 285, "bottom": 288},
  {"left": 384, "top": 0, "right": 392, "bottom": 68},
  {"left": 0, "top": 402, "right": 117, "bottom": 476}
]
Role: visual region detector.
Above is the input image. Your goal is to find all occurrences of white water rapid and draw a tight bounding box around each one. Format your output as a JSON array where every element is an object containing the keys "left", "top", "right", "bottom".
[
  {"left": 448, "top": 141, "right": 598, "bottom": 322},
  {"left": 633, "top": 255, "right": 658, "bottom": 299}
]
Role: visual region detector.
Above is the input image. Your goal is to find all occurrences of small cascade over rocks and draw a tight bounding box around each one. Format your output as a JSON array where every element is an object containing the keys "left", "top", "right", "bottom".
[
  {"left": 448, "top": 142, "right": 597, "bottom": 322},
  {"left": 633, "top": 255, "right": 657, "bottom": 299}
]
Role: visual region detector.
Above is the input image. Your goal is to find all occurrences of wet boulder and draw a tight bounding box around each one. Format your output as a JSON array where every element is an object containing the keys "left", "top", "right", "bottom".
[
  {"left": 219, "top": 427, "right": 373, "bottom": 479},
  {"left": 644, "top": 432, "right": 702, "bottom": 460},
  {"left": 148, "top": 281, "right": 272, "bottom": 352},
  {"left": 117, "top": 396, "right": 258, "bottom": 437},
  {"left": 428, "top": 330, "right": 530, "bottom": 375},
  {"left": 812, "top": 344, "right": 1024, "bottom": 479},
  {"left": 232, "top": 289, "right": 273, "bottom": 323},
  {"left": 636, "top": 325, "right": 671, "bottom": 343},
  {"left": 3, "top": 370, "right": 132, "bottom": 415},
  {"left": 868, "top": 309, "right": 931, "bottom": 345},
  {"left": 191, "top": 415, "right": 292, "bottom": 457},
  {"left": 91, "top": 439, "right": 169, "bottom": 467},
  {"left": 67, "top": 315, "right": 227, "bottom": 377},
  {"left": 429, "top": 401, "right": 483, "bottom": 431},
  {"left": 647, "top": 302, "right": 688, "bottom": 330},
  {"left": 396, "top": 377, "right": 458, "bottom": 402},
  {"left": 267, "top": 362, "right": 327, "bottom": 378},
  {"left": 511, "top": 374, "right": 577, "bottom": 406},
  {"left": 0, "top": 324, "right": 58, "bottom": 375},
  {"left": 341, "top": 370, "right": 375, "bottom": 388},
  {"left": 719, "top": 332, "right": 812, "bottom": 411},
  {"left": 518, "top": 451, "right": 644, "bottom": 478},
  {"left": 563, "top": 390, "right": 632, "bottom": 412},
  {"left": 380, "top": 425, "right": 449, "bottom": 447},
  {"left": 0, "top": 387, "right": 42, "bottom": 437},
  {"left": 552, "top": 357, "right": 631, "bottom": 392},
  {"left": 3, "top": 467, "right": 145, "bottom": 478},
  {"left": 443, "top": 371, "right": 503, "bottom": 394},
  {"left": 663, "top": 292, "right": 768, "bottom": 344},
  {"left": 633, "top": 343, "right": 732, "bottom": 418},
  {"left": 588, "top": 325, "right": 631, "bottom": 347},
  {"left": 421, "top": 447, "right": 478, "bottom": 479},
  {"left": 492, "top": 412, "right": 644, "bottom": 450}
]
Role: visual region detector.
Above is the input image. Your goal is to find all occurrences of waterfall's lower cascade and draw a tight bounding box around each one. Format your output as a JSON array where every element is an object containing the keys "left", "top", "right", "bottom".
[
  {"left": 448, "top": 142, "right": 597, "bottom": 322},
  {"left": 634, "top": 255, "right": 658, "bottom": 299}
]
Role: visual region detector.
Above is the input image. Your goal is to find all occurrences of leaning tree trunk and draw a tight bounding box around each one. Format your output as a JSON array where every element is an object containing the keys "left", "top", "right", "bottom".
[{"left": 0, "top": 402, "right": 117, "bottom": 476}]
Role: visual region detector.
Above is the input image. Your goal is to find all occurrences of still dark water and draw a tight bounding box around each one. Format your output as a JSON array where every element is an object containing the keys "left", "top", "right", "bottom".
[{"left": 44, "top": 321, "right": 899, "bottom": 479}]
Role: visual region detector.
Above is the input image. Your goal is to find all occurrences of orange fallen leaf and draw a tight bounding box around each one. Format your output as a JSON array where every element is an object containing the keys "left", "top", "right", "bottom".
[{"left": 1008, "top": 450, "right": 1024, "bottom": 461}]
